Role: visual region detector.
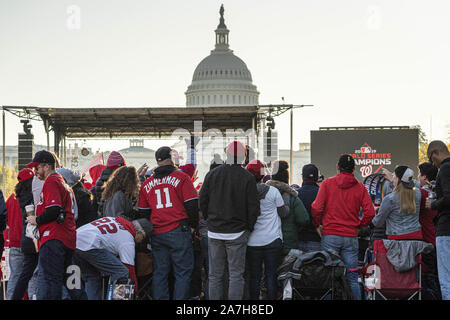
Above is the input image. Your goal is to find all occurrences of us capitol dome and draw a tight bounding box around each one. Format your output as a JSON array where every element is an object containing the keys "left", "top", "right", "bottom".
[{"left": 185, "top": 5, "right": 259, "bottom": 107}]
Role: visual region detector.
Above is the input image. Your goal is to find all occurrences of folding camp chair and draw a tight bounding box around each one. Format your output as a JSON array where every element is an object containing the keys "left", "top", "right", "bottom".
[
  {"left": 357, "top": 240, "right": 422, "bottom": 300},
  {"left": 282, "top": 268, "right": 343, "bottom": 300}
]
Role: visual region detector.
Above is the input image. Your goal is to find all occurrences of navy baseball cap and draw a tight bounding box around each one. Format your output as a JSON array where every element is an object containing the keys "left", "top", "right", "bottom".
[
  {"left": 302, "top": 164, "right": 319, "bottom": 180},
  {"left": 155, "top": 146, "right": 172, "bottom": 162},
  {"left": 27, "top": 150, "right": 56, "bottom": 168}
]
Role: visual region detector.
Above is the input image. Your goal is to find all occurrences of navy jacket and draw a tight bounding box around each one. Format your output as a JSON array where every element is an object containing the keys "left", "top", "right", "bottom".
[{"left": 296, "top": 182, "right": 321, "bottom": 242}]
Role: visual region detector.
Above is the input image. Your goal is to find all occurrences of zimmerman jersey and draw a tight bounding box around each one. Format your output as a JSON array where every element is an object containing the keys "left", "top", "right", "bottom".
[
  {"left": 76, "top": 217, "right": 135, "bottom": 266},
  {"left": 36, "top": 173, "right": 76, "bottom": 250},
  {"left": 138, "top": 170, "right": 198, "bottom": 235}
]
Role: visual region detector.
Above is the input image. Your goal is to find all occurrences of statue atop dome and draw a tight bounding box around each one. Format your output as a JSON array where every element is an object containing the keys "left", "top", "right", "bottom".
[{"left": 218, "top": 4, "right": 226, "bottom": 28}]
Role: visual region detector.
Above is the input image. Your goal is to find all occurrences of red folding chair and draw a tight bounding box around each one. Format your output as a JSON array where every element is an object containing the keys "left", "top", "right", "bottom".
[{"left": 358, "top": 240, "right": 422, "bottom": 300}]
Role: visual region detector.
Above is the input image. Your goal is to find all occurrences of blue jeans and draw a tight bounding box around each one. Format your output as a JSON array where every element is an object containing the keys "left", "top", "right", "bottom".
[
  {"left": 151, "top": 226, "right": 194, "bottom": 300},
  {"left": 200, "top": 236, "right": 209, "bottom": 300},
  {"left": 36, "top": 240, "right": 73, "bottom": 300},
  {"left": 11, "top": 253, "right": 38, "bottom": 300},
  {"left": 71, "top": 248, "right": 129, "bottom": 300},
  {"left": 6, "top": 247, "right": 24, "bottom": 300},
  {"left": 321, "top": 235, "right": 361, "bottom": 300},
  {"left": 247, "top": 238, "right": 282, "bottom": 300},
  {"left": 436, "top": 236, "right": 450, "bottom": 300},
  {"left": 298, "top": 240, "right": 322, "bottom": 253},
  {"left": 28, "top": 267, "right": 39, "bottom": 299}
]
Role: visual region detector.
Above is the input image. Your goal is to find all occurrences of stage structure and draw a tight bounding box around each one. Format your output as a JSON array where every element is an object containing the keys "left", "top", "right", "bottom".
[{"left": 2, "top": 104, "right": 313, "bottom": 188}]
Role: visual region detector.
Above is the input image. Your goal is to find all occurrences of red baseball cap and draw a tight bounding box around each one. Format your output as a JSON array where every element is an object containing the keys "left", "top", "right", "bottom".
[
  {"left": 226, "top": 141, "right": 247, "bottom": 157},
  {"left": 246, "top": 160, "right": 265, "bottom": 179},
  {"left": 17, "top": 168, "right": 34, "bottom": 181}
]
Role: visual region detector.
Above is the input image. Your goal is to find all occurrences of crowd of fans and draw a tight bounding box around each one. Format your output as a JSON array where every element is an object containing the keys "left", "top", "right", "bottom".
[{"left": 0, "top": 138, "right": 449, "bottom": 301}]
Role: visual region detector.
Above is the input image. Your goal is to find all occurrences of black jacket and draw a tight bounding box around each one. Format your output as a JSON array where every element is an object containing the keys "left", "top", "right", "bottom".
[
  {"left": 92, "top": 168, "right": 114, "bottom": 217},
  {"left": 432, "top": 157, "right": 450, "bottom": 236},
  {"left": 199, "top": 164, "right": 259, "bottom": 234},
  {"left": 72, "top": 181, "right": 97, "bottom": 228},
  {"left": 17, "top": 188, "right": 36, "bottom": 255}
]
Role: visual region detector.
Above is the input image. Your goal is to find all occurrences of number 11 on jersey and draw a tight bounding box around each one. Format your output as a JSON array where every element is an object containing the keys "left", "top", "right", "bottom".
[{"left": 155, "top": 187, "right": 173, "bottom": 209}]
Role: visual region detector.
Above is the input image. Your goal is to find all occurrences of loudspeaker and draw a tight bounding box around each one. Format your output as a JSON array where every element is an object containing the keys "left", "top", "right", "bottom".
[{"left": 18, "top": 133, "right": 34, "bottom": 170}]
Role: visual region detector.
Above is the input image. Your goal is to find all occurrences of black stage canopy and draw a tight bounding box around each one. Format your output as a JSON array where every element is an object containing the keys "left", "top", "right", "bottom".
[
  {"left": 3, "top": 104, "right": 309, "bottom": 155},
  {"left": 39, "top": 106, "right": 261, "bottom": 138},
  {"left": 5, "top": 106, "right": 261, "bottom": 137}
]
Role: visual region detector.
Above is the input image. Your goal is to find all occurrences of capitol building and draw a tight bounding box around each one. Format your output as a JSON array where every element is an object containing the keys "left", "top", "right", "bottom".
[{"left": 185, "top": 5, "right": 259, "bottom": 107}]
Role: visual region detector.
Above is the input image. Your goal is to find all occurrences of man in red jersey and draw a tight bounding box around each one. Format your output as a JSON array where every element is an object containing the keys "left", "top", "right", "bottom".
[
  {"left": 26, "top": 150, "right": 76, "bottom": 300},
  {"left": 137, "top": 146, "right": 199, "bottom": 300}
]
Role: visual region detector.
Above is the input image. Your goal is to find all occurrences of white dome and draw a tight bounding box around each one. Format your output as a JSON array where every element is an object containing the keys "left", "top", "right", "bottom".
[
  {"left": 185, "top": 6, "right": 259, "bottom": 107},
  {"left": 192, "top": 52, "right": 253, "bottom": 82}
]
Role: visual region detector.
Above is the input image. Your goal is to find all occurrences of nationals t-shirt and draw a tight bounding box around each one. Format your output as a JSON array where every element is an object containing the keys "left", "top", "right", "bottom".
[
  {"left": 36, "top": 173, "right": 76, "bottom": 250},
  {"left": 76, "top": 217, "right": 135, "bottom": 266},
  {"left": 138, "top": 170, "right": 198, "bottom": 235}
]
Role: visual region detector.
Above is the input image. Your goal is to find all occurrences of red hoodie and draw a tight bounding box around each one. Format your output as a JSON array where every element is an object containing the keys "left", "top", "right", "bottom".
[
  {"left": 311, "top": 172, "right": 375, "bottom": 237},
  {"left": 5, "top": 194, "right": 23, "bottom": 248}
]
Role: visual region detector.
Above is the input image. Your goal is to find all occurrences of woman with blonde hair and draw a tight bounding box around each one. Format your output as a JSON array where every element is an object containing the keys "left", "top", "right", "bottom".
[
  {"left": 371, "top": 166, "right": 423, "bottom": 240},
  {"left": 102, "top": 166, "right": 139, "bottom": 219}
]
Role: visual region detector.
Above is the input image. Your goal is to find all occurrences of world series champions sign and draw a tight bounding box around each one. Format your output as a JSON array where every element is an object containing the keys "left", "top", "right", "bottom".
[
  {"left": 311, "top": 128, "right": 419, "bottom": 182},
  {"left": 350, "top": 142, "right": 392, "bottom": 178}
]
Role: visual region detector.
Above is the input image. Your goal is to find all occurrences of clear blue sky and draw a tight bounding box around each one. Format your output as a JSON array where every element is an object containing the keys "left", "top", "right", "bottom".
[{"left": 1, "top": 0, "right": 449, "bottom": 152}]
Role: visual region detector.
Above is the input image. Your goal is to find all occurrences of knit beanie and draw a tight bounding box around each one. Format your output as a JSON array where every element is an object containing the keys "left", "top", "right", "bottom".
[{"left": 106, "top": 151, "right": 126, "bottom": 169}]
